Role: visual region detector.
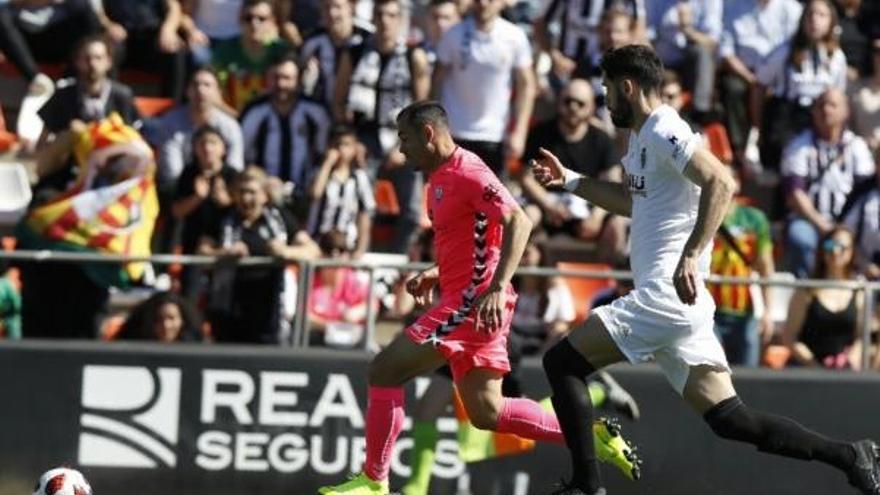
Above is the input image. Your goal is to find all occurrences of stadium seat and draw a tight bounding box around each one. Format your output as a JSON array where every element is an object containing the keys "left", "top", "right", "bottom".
[
  {"left": 0, "top": 102, "right": 15, "bottom": 152},
  {"left": 1, "top": 236, "right": 20, "bottom": 291},
  {"left": 373, "top": 179, "right": 400, "bottom": 216},
  {"left": 506, "top": 156, "right": 523, "bottom": 178},
  {"left": 0, "top": 163, "right": 32, "bottom": 229},
  {"left": 100, "top": 314, "right": 126, "bottom": 340},
  {"left": 134, "top": 96, "right": 174, "bottom": 117},
  {"left": 762, "top": 272, "right": 797, "bottom": 325},
  {"left": 762, "top": 345, "right": 792, "bottom": 369},
  {"left": 704, "top": 122, "right": 734, "bottom": 164},
  {"left": 680, "top": 90, "right": 692, "bottom": 110},
  {"left": 556, "top": 262, "right": 613, "bottom": 324},
  {"left": 754, "top": 272, "right": 797, "bottom": 369}
]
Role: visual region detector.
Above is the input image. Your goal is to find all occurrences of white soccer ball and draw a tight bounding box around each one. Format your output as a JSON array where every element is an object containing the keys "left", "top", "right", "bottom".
[{"left": 32, "top": 467, "right": 92, "bottom": 495}]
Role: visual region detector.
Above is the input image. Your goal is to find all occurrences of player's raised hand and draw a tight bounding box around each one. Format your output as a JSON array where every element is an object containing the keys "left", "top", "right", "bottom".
[
  {"left": 531, "top": 147, "right": 567, "bottom": 189},
  {"left": 472, "top": 286, "right": 506, "bottom": 333},
  {"left": 673, "top": 254, "right": 699, "bottom": 305},
  {"left": 406, "top": 269, "right": 439, "bottom": 308}
]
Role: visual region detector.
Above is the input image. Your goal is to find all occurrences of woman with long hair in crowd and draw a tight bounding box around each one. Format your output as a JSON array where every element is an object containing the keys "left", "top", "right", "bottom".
[
  {"left": 756, "top": 0, "right": 848, "bottom": 169},
  {"left": 118, "top": 291, "right": 203, "bottom": 342},
  {"left": 782, "top": 226, "right": 866, "bottom": 369}
]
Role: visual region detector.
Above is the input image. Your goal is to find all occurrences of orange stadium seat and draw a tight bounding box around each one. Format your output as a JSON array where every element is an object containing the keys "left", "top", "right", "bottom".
[
  {"left": 100, "top": 314, "right": 126, "bottom": 341},
  {"left": 762, "top": 345, "right": 792, "bottom": 370},
  {"left": 134, "top": 96, "right": 174, "bottom": 117},
  {"left": 556, "top": 262, "right": 613, "bottom": 324},
  {"left": 1, "top": 237, "right": 20, "bottom": 291},
  {"left": 704, "top": 122, "right": 734, "bottom": 164},
  {"left": 0, "top": 103, "right": 15, "bottom": 152},
  {"left": 681, "top": 91, "right": 692, "bottom": 110},
  {"left": 373, "top": 179, "right": 400, "bottom": 216}
]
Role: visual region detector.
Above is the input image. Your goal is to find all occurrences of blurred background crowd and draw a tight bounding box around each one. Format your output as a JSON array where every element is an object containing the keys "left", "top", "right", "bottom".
[{"left": 0, "top": 0, "right": 878, "bottom": 372}]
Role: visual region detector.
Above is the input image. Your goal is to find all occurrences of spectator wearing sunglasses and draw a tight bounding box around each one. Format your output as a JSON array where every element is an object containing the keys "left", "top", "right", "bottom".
[
  {"left": 781, "top": 226, "right": 866, "bottom": 370},
  {"left": 521, "top": 78, "right": 628, "bottom": 262},
  {"left": 211, "top": 0, "right": 292, "bottom": 112}
]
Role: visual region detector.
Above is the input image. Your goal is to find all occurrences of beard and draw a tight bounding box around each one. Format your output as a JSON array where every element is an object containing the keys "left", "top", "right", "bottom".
[{"left": 610, "top": 98, "right": 634, "bottom": 128}]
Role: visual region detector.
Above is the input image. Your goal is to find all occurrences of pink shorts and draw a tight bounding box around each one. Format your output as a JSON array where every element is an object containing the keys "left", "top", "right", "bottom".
[{"left": 405, "top": 292, "right": 517, "bottom": 382}]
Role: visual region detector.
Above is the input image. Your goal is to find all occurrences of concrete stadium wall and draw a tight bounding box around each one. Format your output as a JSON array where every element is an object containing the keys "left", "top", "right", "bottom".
[{"left": 1, "top": 341, "right": 879, "bottom": 495}]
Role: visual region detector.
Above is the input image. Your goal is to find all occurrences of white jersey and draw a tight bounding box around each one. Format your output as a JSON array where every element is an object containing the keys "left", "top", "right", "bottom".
[
  {"left": 436, "top": 16, "right": 532, "bottom": 142},
  {"left": 623, "top": 105, "right": 706, "bottom": 288}
]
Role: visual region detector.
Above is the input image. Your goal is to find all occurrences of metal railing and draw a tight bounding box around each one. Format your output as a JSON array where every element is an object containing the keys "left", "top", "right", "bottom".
[{"left": 1, "top": 249, "right": 877, "bottom": 370}]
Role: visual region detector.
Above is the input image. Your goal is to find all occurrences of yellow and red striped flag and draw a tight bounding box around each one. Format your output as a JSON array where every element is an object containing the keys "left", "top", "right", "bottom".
[{"left": 19, "top": 113, "right": 159, "bottom": 287}]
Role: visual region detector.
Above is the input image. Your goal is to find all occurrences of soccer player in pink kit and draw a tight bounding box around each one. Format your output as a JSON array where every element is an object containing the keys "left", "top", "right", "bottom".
[{"left": 319, "top": 101, "right": 595, "bottom": 495}]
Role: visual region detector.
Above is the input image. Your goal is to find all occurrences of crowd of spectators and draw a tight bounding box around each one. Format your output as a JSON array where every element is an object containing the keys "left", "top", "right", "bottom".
[{"left": 0, "top": 0, "right": 879, "bottom": 371}]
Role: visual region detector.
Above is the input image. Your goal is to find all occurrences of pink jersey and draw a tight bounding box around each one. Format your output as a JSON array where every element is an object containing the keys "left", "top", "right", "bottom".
[
  {"left": 308, "top": 268, "right": 369, "bottom": 321},
  {"left": 428, "top": 147, "right": 518, "bottom": 298}
]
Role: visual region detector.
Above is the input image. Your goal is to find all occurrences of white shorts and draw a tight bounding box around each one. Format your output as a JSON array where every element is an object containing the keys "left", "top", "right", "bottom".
[{"left": 592, "top": 279, "right": 730, "bottom": 394}]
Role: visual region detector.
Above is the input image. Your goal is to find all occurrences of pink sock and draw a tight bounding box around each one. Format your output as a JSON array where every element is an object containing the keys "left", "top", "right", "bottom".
[
  {"left": 495, "top": 397, "right": 565, "bottom": 444},
  {"left": 363, "top": 386, "right": 405, "bottom": 481}
]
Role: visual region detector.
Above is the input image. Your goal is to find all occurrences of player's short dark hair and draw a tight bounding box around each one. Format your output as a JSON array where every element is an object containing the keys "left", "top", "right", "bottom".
[
  {"left": 600, "top": 44, "right": 664, "bottom": 95},
  {"left": 396, "top": 101, "right": 449, "bottom": 130}
]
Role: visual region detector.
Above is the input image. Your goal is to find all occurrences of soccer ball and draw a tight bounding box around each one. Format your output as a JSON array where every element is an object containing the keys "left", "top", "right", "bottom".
[{"left": 32, "top": 468, "right": 92, "bottom": 495}]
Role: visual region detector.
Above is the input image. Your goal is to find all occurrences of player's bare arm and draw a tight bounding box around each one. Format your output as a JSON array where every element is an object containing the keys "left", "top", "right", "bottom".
[
  {"left": 531, "top": 147, "right": 632, "bottom": 217},
  {"left": 676, "top": 147, "right": 736, "bottom": 305},
  {"left": 472, "top": 205, "right": 533, "bottom": 333}
]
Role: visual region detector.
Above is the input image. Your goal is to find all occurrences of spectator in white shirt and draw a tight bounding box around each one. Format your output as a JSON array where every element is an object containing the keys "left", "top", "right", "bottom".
[
  {"left": 756, "top": 0, "right": 848, "bottom": 171},
  {"left": 156, "top": 67, "right": 244, "bottom": 193},
  {"left": 433, "top": 0, "right": 536, "bottom": 176}
]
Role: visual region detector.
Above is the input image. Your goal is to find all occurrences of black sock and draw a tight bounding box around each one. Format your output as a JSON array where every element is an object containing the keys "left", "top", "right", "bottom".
[
  {"left": 704, "top": 396, "right": 856, "bottom": 472},
  {"left": 543, "top": 339, "right": 602, "bottom": 492}
]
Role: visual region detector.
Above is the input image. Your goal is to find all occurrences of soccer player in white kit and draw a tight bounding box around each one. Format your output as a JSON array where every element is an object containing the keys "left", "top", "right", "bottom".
[{"left": 532, "top": 44, "right": 880, "bottom": 495}]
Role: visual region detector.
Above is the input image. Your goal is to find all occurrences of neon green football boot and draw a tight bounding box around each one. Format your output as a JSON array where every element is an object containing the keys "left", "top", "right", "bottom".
[
  {"left": 594, "top": 416, "right": 642, "bottom": 481},
  {"left": 318, "top": 473, "right": 390, "bottom": 495}
]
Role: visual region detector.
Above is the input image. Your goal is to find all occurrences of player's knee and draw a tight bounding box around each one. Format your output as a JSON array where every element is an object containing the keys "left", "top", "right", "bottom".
[
  {"left": 703, "top": 396, "right": 757, "bottom": 442},
  {"left": 543, "top": 339, "right": 596, "bottom": 380},
  {"left": 467, "top": 404, "right": 500, "bottom": 431},
  {"left": 367, "top": 357, "right": 396, "bottom": 387}
]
